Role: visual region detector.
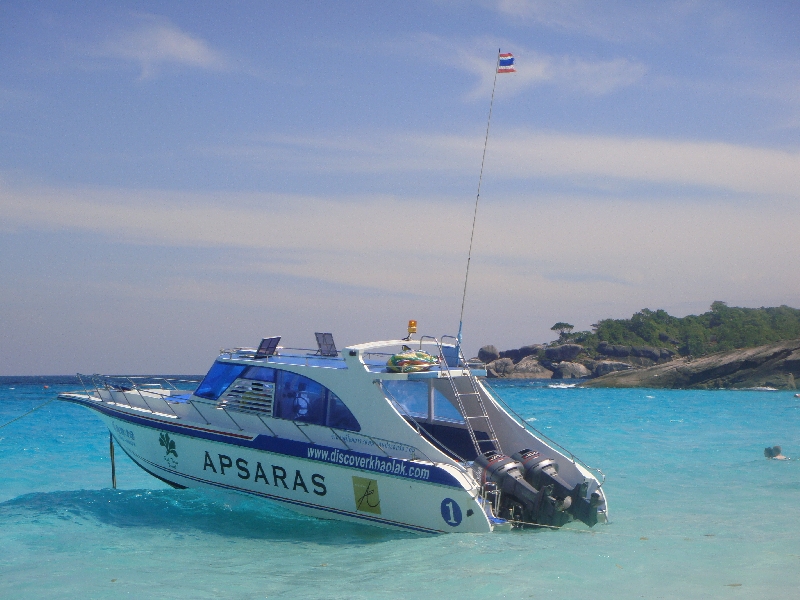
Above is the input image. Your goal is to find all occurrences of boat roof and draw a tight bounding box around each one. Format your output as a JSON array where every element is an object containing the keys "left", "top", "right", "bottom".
[
  {"left": 217, "top": 337, "right": 485, "bottom": 378},
  {"left": 346, "top": 339, "right": 452, "bottom": 352}
]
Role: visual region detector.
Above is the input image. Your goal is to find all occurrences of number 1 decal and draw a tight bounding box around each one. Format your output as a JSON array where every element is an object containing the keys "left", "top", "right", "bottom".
[{"left": 440, "top": 498, "right": 462, "bottom": 526}]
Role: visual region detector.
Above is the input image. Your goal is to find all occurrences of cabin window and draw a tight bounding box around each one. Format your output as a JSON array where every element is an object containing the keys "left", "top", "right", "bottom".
[
  {"left": 194, "top": 362, "right": 248, "bottom": 401},
  {"left": 197, "top": 362, "right": 360, "bottom": 431},
  {"left": 327, "top": 392, "right": 360, "bottom": 431},
  {"left": 383, "top": 380, "right": 465, "bottom": 423},
  {"left": 275, "top": 372, "right": 328, "bottom": 424},
  {"left": 273, "top": 371, "right": 361, "bottom": 432},
  {"left": 242, "top": 366, "right": 276, "bottom": 382},
  {"left": 433, "top": 389, "right": 464, "bottom": 423},
  {"left": 383, "top": 380, "right": 428, "bottom": 418}
]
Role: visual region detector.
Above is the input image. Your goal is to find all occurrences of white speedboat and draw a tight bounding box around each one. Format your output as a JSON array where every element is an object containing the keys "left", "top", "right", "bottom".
[{"left": 59, "top": 329, "right": 608, "bottom": 533}]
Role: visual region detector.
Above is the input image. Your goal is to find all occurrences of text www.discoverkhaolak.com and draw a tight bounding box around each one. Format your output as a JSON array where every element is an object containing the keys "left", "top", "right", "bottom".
[{"left": 307, "top": 447, "right": 430, "bottom": 479}]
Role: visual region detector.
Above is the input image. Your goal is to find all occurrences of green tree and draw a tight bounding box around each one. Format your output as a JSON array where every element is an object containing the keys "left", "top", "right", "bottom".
[
  {"left": 551, "top": 322, "right": 574, "bottom": 338},
  {"left": 570, "top": 302, "right": 800, "bottom": 359}
]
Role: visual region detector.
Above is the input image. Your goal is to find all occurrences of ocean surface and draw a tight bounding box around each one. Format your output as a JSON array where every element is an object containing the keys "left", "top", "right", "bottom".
[{"left": 2, "top": 376, "right": 800, "bottom": 599}]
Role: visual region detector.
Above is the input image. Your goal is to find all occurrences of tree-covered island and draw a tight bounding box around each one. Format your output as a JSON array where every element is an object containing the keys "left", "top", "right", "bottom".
[{"left": 478, "top": 302, "right": 800, "bottom": 390}]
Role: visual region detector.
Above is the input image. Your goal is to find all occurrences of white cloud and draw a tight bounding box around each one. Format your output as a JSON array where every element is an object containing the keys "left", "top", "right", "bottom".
[
  {"left": 413, "top": 35, "right": 647, "bottom": 98},
  {"left": 480, "top": 132, "right": 800, "bottom": 196},
  {"left": 2, "top": 181, "right": 799, "bottom": 370},
  {"left": 202, "top": 130, "right": 800, "bottom": 197},
  {"left": 0, "top": 184, "right": 471, "bottom": 295},
  {"left": 555, "top": 56, "right": 648, "bottom": 95},
  {"left": 98, "top": 15, "right": 228, "bottom": 78},
  {"left": 2, "top": 182, "right": 798, "bottom": 298},
  {"left": 465, "top": 51, "right": 647, "bottom": 98},
  {"left": 489, "top": 0, "right": 701, "bottom": 43}
]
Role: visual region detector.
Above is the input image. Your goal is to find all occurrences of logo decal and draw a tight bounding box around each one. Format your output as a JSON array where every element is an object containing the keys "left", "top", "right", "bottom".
[
  {"left": 352, "top": 476, "right": 381, "bottom": 514},
  {"left": 159, "top": 432, "right": 178, "bottom": 468},
  {"left": 440, "top": 498, "right": 462, "bottom": 527},
  {"left": 112, "top": 422, "right": 136, "bottom": 446}
]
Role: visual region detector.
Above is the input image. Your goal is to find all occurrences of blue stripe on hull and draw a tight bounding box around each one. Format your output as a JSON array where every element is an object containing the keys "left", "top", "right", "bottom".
[
  {"left": 63, "top": 395, "right": 463, "bottom": 489},
  {"left": 113, "top": 435, "right": 446, "bottom": 535}
]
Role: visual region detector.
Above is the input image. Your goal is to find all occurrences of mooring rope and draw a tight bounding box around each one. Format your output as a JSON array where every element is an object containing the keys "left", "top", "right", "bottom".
[{"left": 0, "top": 398, "right": 56, "bottom": 429}]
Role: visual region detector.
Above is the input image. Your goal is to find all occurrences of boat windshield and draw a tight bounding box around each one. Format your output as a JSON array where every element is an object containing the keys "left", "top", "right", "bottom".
[{"left": 195, "top": 362, "right": 247, "bottom": 401}]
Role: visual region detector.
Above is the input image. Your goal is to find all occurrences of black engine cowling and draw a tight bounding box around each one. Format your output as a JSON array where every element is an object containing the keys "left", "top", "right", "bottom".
[
  {"left": 475, "top": 451, "right": 573, "bottom": 527},
  {"left": 511, "top": 449, "right": 601, "bottom": 527},
  {"left": 476, "top": 450, "right": 600, "bottom": 528}
]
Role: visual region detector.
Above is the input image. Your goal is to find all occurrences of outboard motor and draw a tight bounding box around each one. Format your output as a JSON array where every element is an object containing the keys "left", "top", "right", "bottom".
[
  {"left": 511, "top": 449, "right": 601, "bottom": 527},
  {"left": 475, "top": 451, "right": 572, "bottom": 528}
]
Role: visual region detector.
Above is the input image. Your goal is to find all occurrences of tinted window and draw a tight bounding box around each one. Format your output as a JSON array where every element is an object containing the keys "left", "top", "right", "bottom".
[
  {"left": 383, "top": 380, "right": 427, "bottom": 418},
  {"left": 242, "top": 366, "right": 276, "bottom": 382},
  {"left": 327, "top": 392, "right": 361, "bottom": 431},
  {"left": 199, "top": 364, "right": 360, "bottom": 431},
  {"left": 272, "top": 371, "right": 360, "bottom": 432},
  {"left": 383, "top": 380, "right": 464, "bottom": 423},
  {"left": 275, "top": 371, "right": 328, "bottom": 424},
  {"left": 433, "top": 387, "right": 464, "bottom": 423},
  {"left": 195, "top": 362, "right": 247, "bottom": 401}
]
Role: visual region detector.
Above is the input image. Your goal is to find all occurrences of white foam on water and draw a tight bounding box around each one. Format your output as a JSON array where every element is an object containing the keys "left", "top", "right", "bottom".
[{"left": 744, "top": 386, "right": 778, "bottom": 391}]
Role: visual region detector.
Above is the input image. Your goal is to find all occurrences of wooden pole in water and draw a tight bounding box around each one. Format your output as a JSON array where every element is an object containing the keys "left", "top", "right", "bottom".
[{"left": 109, "top": 432, "right": 117, "bottom": 489}]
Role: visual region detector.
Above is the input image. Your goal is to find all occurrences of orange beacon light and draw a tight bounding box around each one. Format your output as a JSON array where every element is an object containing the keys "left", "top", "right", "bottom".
[{"left": 407, "top": 320, "right": 417, "bottom": 336}]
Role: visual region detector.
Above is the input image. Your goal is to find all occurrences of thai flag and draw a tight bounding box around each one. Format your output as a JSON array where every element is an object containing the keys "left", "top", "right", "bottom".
[{"left": 497, "top": 53, "right": 515, "bottom": 73}]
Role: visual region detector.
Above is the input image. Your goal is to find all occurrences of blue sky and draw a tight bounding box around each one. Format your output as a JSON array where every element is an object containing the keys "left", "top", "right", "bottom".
[{"left": 2, "top": 1, "right": 799, "bottom": 374}]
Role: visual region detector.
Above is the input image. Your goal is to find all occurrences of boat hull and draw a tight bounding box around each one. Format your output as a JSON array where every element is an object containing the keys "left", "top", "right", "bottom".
[{"left": 71, "top": 398, "right": 494, "bottom": 534}]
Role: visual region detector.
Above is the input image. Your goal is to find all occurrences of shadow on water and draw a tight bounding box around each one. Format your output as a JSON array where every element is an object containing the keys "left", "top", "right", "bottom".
[{"left": 0, "top": 487, "right": 416, "bottom": 545}]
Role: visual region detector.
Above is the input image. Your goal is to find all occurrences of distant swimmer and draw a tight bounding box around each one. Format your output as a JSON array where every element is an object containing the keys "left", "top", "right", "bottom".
[{"left": 764, "top": 446, "right": 789, "bottom": 460}]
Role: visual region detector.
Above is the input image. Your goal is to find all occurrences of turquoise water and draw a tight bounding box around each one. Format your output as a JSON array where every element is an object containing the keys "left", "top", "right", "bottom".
[{"left": 2, "top": 377, "right": 800, "bottom": 599}]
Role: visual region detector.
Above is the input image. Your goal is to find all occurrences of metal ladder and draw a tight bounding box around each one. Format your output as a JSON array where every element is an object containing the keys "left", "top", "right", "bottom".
[{"left": 425, "top": 335, "right": 502, "bottom": 457}]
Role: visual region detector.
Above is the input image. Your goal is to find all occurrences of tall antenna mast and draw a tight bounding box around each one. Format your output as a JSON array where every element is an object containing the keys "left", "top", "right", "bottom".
[{"left": 457, "top": 49, "right": 503, "bottom": 346}]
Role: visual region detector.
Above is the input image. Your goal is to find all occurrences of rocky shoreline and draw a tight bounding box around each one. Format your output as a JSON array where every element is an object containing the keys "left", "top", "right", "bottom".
[{"left": 477, "top": 338, "right": 800, "bottom": 390}]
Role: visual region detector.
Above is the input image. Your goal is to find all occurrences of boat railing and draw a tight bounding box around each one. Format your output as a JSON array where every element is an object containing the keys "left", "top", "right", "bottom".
[
  {"left": 76, "top": 374, "right": 201, "bottom": 420},
  {"left": 218, "top": 339, "right": 483, "bottom": 373},
  {"left": 361, "top": 353, "right": 485, "bottom": 374},
  {"left": 218, "top": 347, "right": 347, "bottom": 369},
  {"left": 73, "top": 374, "right": 448, "bottom": 468}
]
